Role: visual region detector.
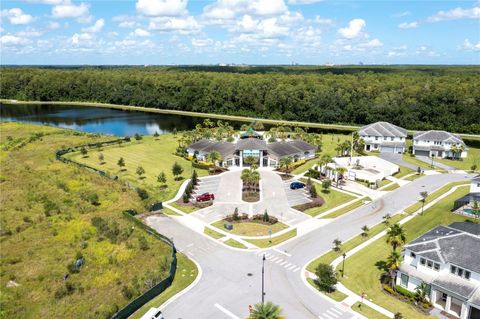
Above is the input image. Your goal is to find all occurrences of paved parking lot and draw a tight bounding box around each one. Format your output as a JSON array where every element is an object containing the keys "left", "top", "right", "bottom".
[
  {"left": 192, "top": 175, "right": 221, "bottom": 199},
  {"left": 283, "top": 180, "right": 311, "bottom": 207}
]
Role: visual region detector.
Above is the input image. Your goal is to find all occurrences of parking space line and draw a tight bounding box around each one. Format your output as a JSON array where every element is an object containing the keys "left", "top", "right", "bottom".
[{"left": 214, "top": 304, "right": 240, "bottom": 319}]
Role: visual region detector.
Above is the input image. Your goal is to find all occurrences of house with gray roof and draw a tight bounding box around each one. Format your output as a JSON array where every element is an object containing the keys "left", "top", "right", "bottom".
[
  {"left": 186, "top": 136, "right": 316, "bottom": 168},
  {"left": 396, "top": 222, "right": 480, "bottom": 319},
  {"left": 413, "top": 130, "right": 468, "bottom": 159},
  {"left": 358, "top": 121, "right": 407, "bottom": 153}
]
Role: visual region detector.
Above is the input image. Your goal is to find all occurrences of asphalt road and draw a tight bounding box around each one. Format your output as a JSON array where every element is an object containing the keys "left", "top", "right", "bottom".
[{"left": 147, "top": 172, "right": 473, "bottom": 319}]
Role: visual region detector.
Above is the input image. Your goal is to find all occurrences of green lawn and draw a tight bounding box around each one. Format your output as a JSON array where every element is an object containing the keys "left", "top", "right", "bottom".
[
  {"left": 129, "top": 253, "right": 198, "bottom": 319},
  {"left": 381, "top": 183, "right": 399, "bottom": 191},
  {"left": 245, "top": 229, "right": 297, "bottom": 248},
  {"left": 306, "top": 278, "right": 347, "bottom": 302},
  {"left": 65, "top": 135, "right": 209, "bottom": 202},
  {"left": 319, "top": 198, "right": 368, "bottom": 219},
  {"left": 304, "top": 184, "right": 358, "bottom": 217},
  {"left": 338, "top": 187, "right": 474, "bottom": 319},
  {"left": 204, "top": 227, "right": 225, "bottom": 239},
  {"left": 394, "top": 165, "right": 416, "bottom": 178},
  {"left": 402, "top": 154, "right": 432, "bottom": 169},
  {"left": 211, "top": 220, "right": 288, "bottom": 237},
  {"left": 224, "top": 238, "right": 248, "bottom": 249},
  {"left": 307, "top": 214, "right": 404, "bottom": 272},
  {"left": 169, "top": 202, "right": 200, "bottom": 214},
  {"left": 351, "top": 302, "right": 390, "bottom": 319},
  {"left": 435, "top": 147, "right": 480, "bottom": 170},
  {"left": 404, "top": 173, "right": 423, "bottom": 181},
  {"left": 292, "top": 158, "right": 318, "bottom": 174},
  {"left": 162, "top": 207, "right": 181, "bottom": 216},
  {"left": 404, "top": 181, "right": 469, "bottom": 214}
]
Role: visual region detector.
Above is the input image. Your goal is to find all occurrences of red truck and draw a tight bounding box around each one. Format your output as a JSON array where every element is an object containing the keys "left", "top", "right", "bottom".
[{"left": 196, "top": 192, "right": 215, "bottom": 202}]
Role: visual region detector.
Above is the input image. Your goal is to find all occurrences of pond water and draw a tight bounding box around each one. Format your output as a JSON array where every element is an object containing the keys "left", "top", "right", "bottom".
[{"left": 0, "top": 103, "right": 216, "bottom": 136}]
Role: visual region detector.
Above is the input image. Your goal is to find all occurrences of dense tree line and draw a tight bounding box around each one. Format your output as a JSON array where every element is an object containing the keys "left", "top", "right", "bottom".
[{"left": 1, "top": 66, "right": 479, "bottom": 134}]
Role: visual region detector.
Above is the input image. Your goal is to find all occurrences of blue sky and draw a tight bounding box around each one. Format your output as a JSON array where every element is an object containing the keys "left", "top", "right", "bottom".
[{"left": 1, "top": 0, "right": 479, "bottom": 65}]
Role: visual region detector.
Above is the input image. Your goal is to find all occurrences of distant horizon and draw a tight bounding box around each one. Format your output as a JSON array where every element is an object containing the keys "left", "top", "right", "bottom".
[{"left": 1, "top": 63, "right": 479, "bottom": 67}]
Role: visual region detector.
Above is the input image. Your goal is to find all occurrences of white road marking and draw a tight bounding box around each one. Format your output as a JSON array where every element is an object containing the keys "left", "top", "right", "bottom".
[
  {"left": 293, "top": 266, "right": 301, "bottom": 272},
  {"left": 322, "top": 312, "right": 334, "bottom": 319},
  {"left": 286, "top": 218, "right": 297, "bottom": 224},
  {"left": 275, "top": 258, "right": 283, "bottom": 264},
  {"left": 287, "top": 264, "right": 296, "bottom": 270},
  {"left": 330, "top": 308, "right": 343, "bottom": 315},
  {"left": 214, "top": 304, "right": 240, "bottom": 319},
  {"left": 326, "top": 310, "right": 339, "bottom": 318},
  {"left": 274, "top": 248, "right": 292, "bottom": 257},
  {"left": 284, "top": 262, "right": 292, "bottom": 268},
  {"left": 279, "top": 261, "right": 288, "bottom": 266},
  {"left": 186, "top": 243, "right": 194, "bottom": 248}
]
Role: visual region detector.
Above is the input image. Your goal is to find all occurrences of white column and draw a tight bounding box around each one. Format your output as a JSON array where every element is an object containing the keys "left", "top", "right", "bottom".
[
  {"left": 446, "top": 295, "right": 452, "bottom": 313},
  {"left": 239, "top": 151, "right": 243, "bottom": 167},
  {"left": 260, "top": 150, "right": 264, "bottom": 167},
  {"left": 460, "top": 303, "right": 468, "bottom": 319}
]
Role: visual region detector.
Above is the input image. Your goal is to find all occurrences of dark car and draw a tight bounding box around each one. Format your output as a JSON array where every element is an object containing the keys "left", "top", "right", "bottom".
[
  {"left": 196, "top": 192, "right": 215, "bottom": 202},
  {"left": 290, "top": 181, "right": 305, "bottom": 190}
]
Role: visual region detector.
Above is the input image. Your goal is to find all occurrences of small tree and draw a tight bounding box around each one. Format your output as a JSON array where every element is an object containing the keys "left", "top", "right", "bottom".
[
  {"left": 233, "top": 207, "right": 240, "bottom": 221},
  {"left": 98, "top": 153, "right": 104, "bottom": 164},
  {"left": 394, "top": 313, "right": 404, "bottom": 319},
  {"left": 183, "top": 192, "right": 190, "bottom": 203},
  {"left": 249, "top": 301, "right": 283, "bottom": 319},
  {"left": 322, "top": 179, "right": 332, "bottom": 193},
  {"left": 314, "top": 264, "right": 338, "bottom": 293},
  {"left": 415, "top": 281, "right": 429, "bottom": 303},
  {"left": 383, "top": 213, "right": 391, "bottom": 226},
  {"left": 361, "top": 225, "right": 369, "bottom": 237},
  {"left": 172, "top": 162, "right": 184, "bottom": 180},
  {"left": 471, "top": 164, "right": 477, "bottom": 172},
  {"left": 157, "top": 172, "right": 167, "bottom": 187},
  {"left": 386, "top": 223, "right": 406, "bottom": 251},
  {"left": 417, "top": 166, "right": 422, "bottom": 175},
  {"left": 80, "top": 147, "right": 88, "bottom": 158},
  {"left": 309, "top": 184, "right": 318, "bottom": 198},
  {"left": 136, "top": 166, "right": 145, "bottom": 179},
  {"left": 332, "top": 238, "right": 342, "bottom": 252},
  {"left": 117, "top": 157, "right": 126, "bottom": 171},
  {"left": 134, "top": 133, "right": 142, "bottom": 140},
  {"left": 191, "top": 170, "right": 198, "bottom": 186},
  {"left": 420, "top": 191, "right": 428, "bottom": 215},
  {"left": 154, "top": 131, "right": 159, "bottom": 137},
  {"left": 263, "top": 209, "right": 269, "bottom": 223}
]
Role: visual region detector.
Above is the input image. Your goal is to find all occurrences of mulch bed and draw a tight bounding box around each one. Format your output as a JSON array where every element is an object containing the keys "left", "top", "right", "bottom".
[
  {"left": 293, "top": 196, "right": 325, "bottom": 212},
  {"left": 243, "top": 191, "right": 260, "bottom": 202},
  {"left": 175, "top": 198, "right": 213, "bottom": 209}
]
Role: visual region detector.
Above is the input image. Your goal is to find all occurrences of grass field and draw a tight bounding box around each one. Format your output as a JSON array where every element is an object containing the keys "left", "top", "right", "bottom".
[
  {"left": 403, "top": 154, "right": 432, "bottom": 169},
  {"left": 224, "top": 238, "right": 248, "bottom": 249},
  {"left": 211, "top": 220, "right": 288, "bottom": 237},
  {"left": 381, "top": 183, "right": 400, "bottom": 191},
  {"left": 245, "top": 229, "right": 297, "bottom": 248},
  {"left": 394, "top": 165, "right": 416, "bottom": 178},
  {"left": 169, "top": 202, "right": 200, "bottom": 214},
  {"left": 204, "top": 227, "right": 226, "bottom": 239},
  {"left": 337, "top": 186, "right": 474, "bottom": 319},
  {"left": 65, "top": 134, "right": 209, "bottom": 202},
  {"left": 306, "top": 278, "right": 348, "bottom": 302},
  {"left": 404, "top": 173, "right": 423, "bottom": 181},
  {"left": 435, "top": 147, "right": 480, "bottom": 170},
  {"left": 351, "top": 302, "right": 390, "bottom": 319},
  {"left": 304, "top": 183, "right": 358, "bottom": 217},
  {"left": 0, "top": 122, "right": 188, "bottom": 318},
  {"left": 319, "top": 198, "right": 369, "bottom": 219}
]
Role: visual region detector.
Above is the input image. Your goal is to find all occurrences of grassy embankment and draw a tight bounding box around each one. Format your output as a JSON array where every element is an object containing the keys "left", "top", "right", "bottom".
[
  {"left": 303, "top": 181, "right": 359, "bottom": 217},
  {"left": 245, "top": 229, "right": 297, "bottom": 248},
  {"left": 0, "top": 122, "right": 196, "bottom": 318},
  {"left": 337, "top": 185, "right": 473, "bottom": 319},
  {"left": 65, "top": 134, "right": 209, "bottom": 203},
  {"left": 211, "top": 220, "right": 288, "bottom": 237}
]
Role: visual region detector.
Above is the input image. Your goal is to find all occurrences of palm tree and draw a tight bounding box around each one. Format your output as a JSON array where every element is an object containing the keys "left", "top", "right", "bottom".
[
  {"left": 386, "top": 223, "right": 407, "bottom": 251},
  {"left": 207, "top": 150, "right": 222, "bottom": 168},
  {"left": 361, "top": 225, "right": 369, "bottom": 237},
  {"left": 244, "top": 155, "right": 257, "bottom": 168},
  {"left": 335, "top": 167, "right": 347, "bottom": 186},
  {"left": 332, "top": 238, "right": 342, "bottom": 252},
  {"left": 279, "top": 157, "right": 293, "bottom": 175},
  {"left": 387, "top": 250, "right": 403, "bottom": 289},
  {"left": 415, "top": 281, "right": 429, "bottom": 303},
  {"left": 419, "top": 191, "right": 428, "bottom": 215},
  {"left": 249, "top": 301, "right": 283, "bottom": 319}
]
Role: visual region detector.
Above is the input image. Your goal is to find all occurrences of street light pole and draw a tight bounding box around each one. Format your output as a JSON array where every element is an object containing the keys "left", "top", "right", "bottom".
[
  {"left": 342, "top": 253, "right": 347, "bottom": 277},
  {"left": 262, "top": 254, "right": 266, "bottom": 305}
]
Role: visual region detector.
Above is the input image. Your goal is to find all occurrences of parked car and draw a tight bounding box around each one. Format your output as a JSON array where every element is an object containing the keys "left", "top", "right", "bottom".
[
  {"left": 196, "top": 192, "right": 215, "bottom": 202},
  {"left": 290, "top": 181, "right": 305, "bottom": 190}
]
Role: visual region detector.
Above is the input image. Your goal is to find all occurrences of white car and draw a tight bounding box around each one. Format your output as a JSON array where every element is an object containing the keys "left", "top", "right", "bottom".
[{"left": 140, "top": 308, "right": 164, "bottom": 319}]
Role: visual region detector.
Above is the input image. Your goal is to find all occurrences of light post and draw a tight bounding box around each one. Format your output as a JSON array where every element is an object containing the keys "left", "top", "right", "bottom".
[
  {"left": 262, "top": 254, "right": 266, "bottom": 304},
  {"left": 342, "top": 253, "right": 347, "bottom": 277}
]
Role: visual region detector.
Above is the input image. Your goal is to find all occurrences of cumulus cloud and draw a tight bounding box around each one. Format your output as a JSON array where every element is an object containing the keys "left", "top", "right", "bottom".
[
  {"left": 338, "top": 18, "right": 365, "bottom": 39},
  {"left": 288, "top": 0, "right": 324, "bottom": 4},
  {"left": 359, "top": 38, "right": 383, "bottom": 48},
  {"left": 46, "top": 21, "right": 61, "bottom": 30},
  {"left": 191, "top": 38, "right": 214, "bottom": 47},
  {"left": 1, "top": 34, "right": 30, "bottom": 45},
  {"left": 1, "top": 8, "right": 35, "bottom": 25},
  {"left": 461, "top": 39, "right": 480, "bottom": 51},
  {"left": 149, "top": 16, "right": 201, "bottom": 34},
  {"left": 52, "top": 1, "right": 91, "bottom": 23},
  {"left": 247, "top": 0, "right": 287, "bottom": 16},
  {"left": 113, "top": 15, "right": 138, "bottom": 28},
  {"left": 71, "top": 32, "right": 93, "bottom": 45},
  {"left": 81, "top": 19, "right": 104, "bottom": 33},
  {"left": 132, "top": 28, "right": 150, "bottom": 37},
  {"left": 398, "top": 22, "right": 419, "bottom": 29},
  {"left": 427, "top": 6, "right": 480, "bottom": 22},
  {"left": 136, "top": 0, "right": 187, "bottom": 17}
]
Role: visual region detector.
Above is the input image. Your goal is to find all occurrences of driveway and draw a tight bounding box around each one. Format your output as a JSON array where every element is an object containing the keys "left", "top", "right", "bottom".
[
  {"left": 380, "top": 152, "right": 427, "bottom": 170},
  {"left": 415, "top": 156, "right": 455, "bottom": 171}
]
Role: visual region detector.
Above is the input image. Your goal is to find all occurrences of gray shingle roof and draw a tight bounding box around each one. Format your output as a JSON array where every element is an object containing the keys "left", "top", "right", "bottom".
[
  {"left": 413, "top": 130, "right": 467, "bottom": 147},
  {"left": 267, "top": 142, "right": 302, "bottom": 157},
  {"left": 236, "top": 138, "right": 268, "bottom": 150},
  {"left": 288, "top": 140, "right": 316, "bottom": 152},
  {"left": 449, "top": 222, "right": 480, "bottom": 236},
  {"left": 187, "top": 139, "right": 236, "bottom": 158},
  {"left": 470, "top": 288, "right": 480, "bottom": 307},
  {"left": 358, "top": 121, "right": 407, "bottom": 138},
  {"left": 433, "top": 274, "right": 478, "bottom": 299}
]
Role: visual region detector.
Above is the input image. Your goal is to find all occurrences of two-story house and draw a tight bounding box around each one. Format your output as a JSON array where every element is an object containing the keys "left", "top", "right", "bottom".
[
  {"left": 412, "top": 130, "right": 468, "bottom": 159},
  {"left": 395, "top": 222, "right": 480, "bottom": 319},
  {"left": 358, "top": 121, "right": 407, "bottom": 153}
]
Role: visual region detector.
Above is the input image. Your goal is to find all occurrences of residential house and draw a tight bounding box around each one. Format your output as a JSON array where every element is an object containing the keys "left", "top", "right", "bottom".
[
  {"left": 413, "top": 130, "right": 468, "bottom": 159},
  {"left": 358, "top": 121, "right": 407, "bottom": 153},
  {"left": 395, "top": 222, "right": 480, "bottom": 319}
]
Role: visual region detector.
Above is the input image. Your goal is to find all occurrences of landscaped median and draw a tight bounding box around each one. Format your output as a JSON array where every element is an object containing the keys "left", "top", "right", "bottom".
[{"left": 245, "top": 229, "right": 297, "bottom": 248}]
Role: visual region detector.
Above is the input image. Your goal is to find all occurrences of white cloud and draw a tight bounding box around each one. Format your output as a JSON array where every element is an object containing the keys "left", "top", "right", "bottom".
[
  {"left": 52, "top": 1, "right": 91, "bottom": 23},
  {"left": 247, "top": 0, "right": 287, "bottom": 16},
  {"left": 398, "top": 22, "right": 419, "bottom": 29},
  {"left": 461, "top": 39, "right": 480, "bottom": 51},
  {"left": 359, "top": 38, "right": 383, "bottom": 48},
  {"left": 16, "top": 27, "right": 43, "bottom": 37},
  {"left": 26, "top": 0, "right": 64, "bottom": 4},
  {"left": 314, "top": 15, "right": 334, "bottom": 25},
  {"left": 0, "top": 34, "right": 30, "bottom": 46},
  {"left": 133, "top": 28, "right": 150, "bottom": 37},
  {"left": 136, "top": 0, "right": 187, "bottom": 17},
  {"left": 338, "top": 18, "right": 365, "bottom": 39},
  {"left": 427, "top": 6, "right": 480, "bottom": 22},
  {"left": 393, "top": 11, "right": 411, "bottom": 18},
  {"left": 113, "top": 15, "right": 138, "bottom": 28},
  {"left": 71, "top": 32, "right": 93, "bottom": 45},
  {"left": 81, "top": 19, "right": 104, "bottom": 33},
  {"left": 191, "top": 38, "right": 214, "bottom": 47},
  {"left": 149, "top": 16, "right": 201, "bottom": 34},
  {"left": 288, "top": 0, "right": 324, "bottom": 4},
  {"left": 1, "top": 8, "right": 35, "bottom": 25},
  {"left": 46, "top": 21, "right": 61, "bottom": 30}
]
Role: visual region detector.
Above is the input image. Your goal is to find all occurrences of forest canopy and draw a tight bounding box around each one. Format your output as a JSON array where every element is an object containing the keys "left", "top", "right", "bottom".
[{"left": 1, "top": 66, "right": 479, "bottom": 134}]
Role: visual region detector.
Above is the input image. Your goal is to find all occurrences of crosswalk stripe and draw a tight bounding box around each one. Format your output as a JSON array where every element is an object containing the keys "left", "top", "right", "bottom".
[
  {"left": 293, "top": 266, "right": 301, "bottom": 272},
  {"left": 264, "top": 253, "right": 271, "bottom": 258},
  {"left": 280, "top": 261, "right": 287, "bottom": 266},
  {"left": 330, "top": 308, "right": 342, "bottom": 315},
  {"left": 326, "top": 310, "right": 339, "bottom": 318},
  {"left": 275, "top": 258, "right": 283, "bottom": 264},
  {"left": 284, "top": 262, "right": 291, "bottom": 268},
  {"left": 287, "top": 264, "right": 296, "bottom": 270},
  {"left": 271, "top": 257, "right": 280, "bottom": 262},
  {"left": 322, "top": 313, "right": 334, "bottom": 319},
  {"left": 266, "top": 255, "right": 274, "bottom": 260},
  {"left": 318, "top": 315, "right": 325, "bottom": 319}
]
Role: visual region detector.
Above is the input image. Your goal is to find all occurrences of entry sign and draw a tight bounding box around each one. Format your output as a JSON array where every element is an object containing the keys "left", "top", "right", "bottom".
[{"left": 268, "top": 228, "right": 272, "bottom": 235}]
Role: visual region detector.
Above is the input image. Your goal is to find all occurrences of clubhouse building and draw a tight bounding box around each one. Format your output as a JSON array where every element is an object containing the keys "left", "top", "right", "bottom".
[{"left": 186, "top": 133, "right": 316, "bottom": 168}]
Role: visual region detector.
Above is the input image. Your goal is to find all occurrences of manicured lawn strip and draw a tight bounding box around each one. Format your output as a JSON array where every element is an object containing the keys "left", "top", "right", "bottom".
[
  {"left": 319, "top": 198, "right": 369, "bottom": 219},
  {"left": 246, "top": 229, "right": 297, "bottom": 248},
  {"left": 402, "top": 154, "right": 432, "bottom": 169},
  {"left": 351, "top": 302, "right": 390, "bottom": 319},
  {"left": 65, "top": 135, "right": 209, "bottom": 202},
  {"left": 292, "top": 158, "right": 318, "bottom": 174},
  {"left": 378, "top": 179, "right": 391, "bottom": 188},
  {"left": 404, "top": 181, "right": 469, "bottom": 214},
  {"left": 306, "top": 214, "right": 403, "bottom": 272},
  {"left": 404, "top": 173, "right": 422, "bottom": 181},
  {"left": 435, "top": 147, "right": 480, "bottom": 171},
  {"left": 382, "top": 183, "right": 399, "bottom": 191},
  {"left": 304, "top": 185, "right": 357, "bottom": 217},
  {"left": 162, "top": 207, "right": 181, "bottom": 216},
  {"left": 211, "top": 220, "right": 288, "bottom": 237},
  {"left": 224, "top": 239, "right": 247, "bottom": 249},
  {"left": 306, "top": 278, "right": 347, "bottom": 302},
  {"left": 204, "top": 227, "right": 225, "bottom": 239},
  {"left": 394, "top": 165, "right": 416, "bottom": 178},
  {"left": 130, "top": 253, "right": 198, "bottom": 319},
  {"left": 337, "top": 187, "right": 473, "bottom": 319},
  {"left": 169, "top": 202, "right": 199, "bottom": 214}
]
